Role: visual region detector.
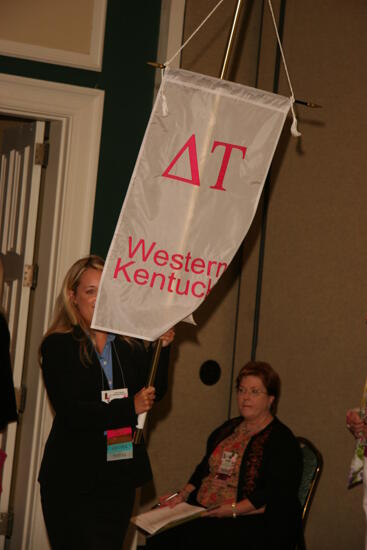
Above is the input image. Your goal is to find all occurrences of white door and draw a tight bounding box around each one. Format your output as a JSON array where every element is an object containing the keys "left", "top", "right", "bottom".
[{"left": 0, "top": 120, "right": 45, "bottom": 549}]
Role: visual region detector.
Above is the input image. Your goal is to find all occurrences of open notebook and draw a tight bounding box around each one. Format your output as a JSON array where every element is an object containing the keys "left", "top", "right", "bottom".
[{"left": 130, "top": 502, "right": 205, "bottom": 535}]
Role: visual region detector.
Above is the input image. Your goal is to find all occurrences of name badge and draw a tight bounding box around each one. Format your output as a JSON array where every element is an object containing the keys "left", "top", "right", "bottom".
[
  {"left": 107, "top": 427, "right": 133, "bottom": 461},
  {"left": 216, "top": 451, "right": 238, "bottom": 479},
  {"left": 102, "top": 388, "right": 133, "bottom": 461},
  {"left": 101, "top": 388, "right": 128, "bottom": 404}
]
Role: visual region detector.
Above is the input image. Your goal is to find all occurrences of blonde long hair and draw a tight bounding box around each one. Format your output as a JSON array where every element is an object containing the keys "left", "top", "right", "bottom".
[
  {"left": 42, "top": 255, "right": 104, "bottom": 364},
  {"left": 41, "top": 255, "right": 136, "bottom": 365},
  {"left": 45, "top": 255, "right": 104, "bottom": 337}
]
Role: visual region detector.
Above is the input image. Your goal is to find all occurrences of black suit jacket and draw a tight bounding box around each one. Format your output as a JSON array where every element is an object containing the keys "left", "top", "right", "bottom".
[
  {"left": 0, "top": 313, "right": 18, "bottom": 431},
  {"left": 38, "top": 327, "right": 170, "bottom": 494}
]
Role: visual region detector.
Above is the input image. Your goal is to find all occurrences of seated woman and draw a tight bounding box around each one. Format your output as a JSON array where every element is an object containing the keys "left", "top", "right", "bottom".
[{"left": 146, "top": 361, "right": 303, "bottom": 550}]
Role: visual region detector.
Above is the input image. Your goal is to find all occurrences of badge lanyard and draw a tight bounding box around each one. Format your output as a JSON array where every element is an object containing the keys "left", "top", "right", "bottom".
[{"left": 99, "top": 340, "right": 127, "bottom": 392}]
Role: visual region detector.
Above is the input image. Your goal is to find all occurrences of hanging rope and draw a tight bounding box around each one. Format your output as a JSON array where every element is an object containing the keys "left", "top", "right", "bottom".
[
  {"left": 160, "top": 0, "right": 226, "bottom": 115},
  {"left": 160, "top": 0, "right": 301, "bottom": 132},
  {"left": 267, "top": 0, "right": 301, "bottom": 136},
  {"left": 163, "top": 0, "right": 226, "bottom": 67}
]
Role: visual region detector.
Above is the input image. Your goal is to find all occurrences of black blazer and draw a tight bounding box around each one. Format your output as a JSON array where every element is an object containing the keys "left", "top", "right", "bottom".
[
  {"left": 38, "top": 327, "right": 170, "bottom": 494},
  {"left": 0, "top": 313, "right": 18, "bottom": 431}
]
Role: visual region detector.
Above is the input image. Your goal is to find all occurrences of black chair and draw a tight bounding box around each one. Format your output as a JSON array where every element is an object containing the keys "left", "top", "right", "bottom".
[{"left": 297, "top": 437, "right": 323, "bottom": 549}]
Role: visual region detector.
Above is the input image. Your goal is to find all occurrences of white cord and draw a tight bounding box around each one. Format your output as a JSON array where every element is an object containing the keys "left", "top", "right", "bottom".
[
  {"left": 267, "top": 0, "right": 301, "bottom": 137},
  {"left": 164, "top": 0, "right": 226, "bottom": 67},
  {"left": 161, "top": 0, "right": 300, "bottom": 136}
]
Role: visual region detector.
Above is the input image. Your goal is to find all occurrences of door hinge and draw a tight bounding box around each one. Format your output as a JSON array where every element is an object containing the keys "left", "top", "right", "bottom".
[
  {"left": 23, "top": 264, "right": 39, "bottom": 289},
  {"left": 14, "top": 386, "right": 27, "bottom": 414},
  {"left": 35, "top": 142, "right": 49, "bottom": 167},
  {"left": 0, "top": 511, "right": 14, "bottom": 537}
]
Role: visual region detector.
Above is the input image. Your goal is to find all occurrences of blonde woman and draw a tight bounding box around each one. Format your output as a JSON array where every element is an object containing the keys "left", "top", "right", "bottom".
[{"left": 38, "top": 255, "right": 174, "bottom": 550}]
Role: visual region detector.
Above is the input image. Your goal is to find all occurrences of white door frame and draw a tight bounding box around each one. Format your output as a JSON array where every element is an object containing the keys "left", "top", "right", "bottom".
[
  {"left": 0, "top": 72, "right": 104, "bottom": 284},
  {"left": 0, "top": 73, "right": 104, "bottom": 549}
]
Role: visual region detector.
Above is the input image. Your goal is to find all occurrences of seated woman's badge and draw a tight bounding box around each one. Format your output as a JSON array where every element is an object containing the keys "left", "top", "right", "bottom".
[{"left": 216, "top": 451, "right": 238, "bottom": 480}]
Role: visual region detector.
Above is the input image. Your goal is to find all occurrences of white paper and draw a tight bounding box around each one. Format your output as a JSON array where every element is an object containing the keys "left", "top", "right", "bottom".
[{"left": 131, "top": 502, "right": 205, "bottom": 535}]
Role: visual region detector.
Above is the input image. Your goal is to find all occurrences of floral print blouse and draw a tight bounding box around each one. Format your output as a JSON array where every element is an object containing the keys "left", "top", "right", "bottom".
[{"left": 197, "top": 421, "right": 251, "bottom": 507}]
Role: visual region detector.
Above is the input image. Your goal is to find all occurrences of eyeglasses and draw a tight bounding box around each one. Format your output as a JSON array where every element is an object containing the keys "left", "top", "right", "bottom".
[{"left": 237, "top": 387, "right": 268, "bottom": 397}]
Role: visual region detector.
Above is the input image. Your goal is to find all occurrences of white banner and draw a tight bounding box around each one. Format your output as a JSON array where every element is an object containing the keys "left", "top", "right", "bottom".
[{"left": 92, "top": 68, "right": 290, "bottom": 340}]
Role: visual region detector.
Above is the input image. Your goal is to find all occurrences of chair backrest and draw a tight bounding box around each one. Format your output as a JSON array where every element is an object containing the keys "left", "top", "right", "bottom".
[{"left": 297, "top": 436, "right": 323, "bottom": 525}]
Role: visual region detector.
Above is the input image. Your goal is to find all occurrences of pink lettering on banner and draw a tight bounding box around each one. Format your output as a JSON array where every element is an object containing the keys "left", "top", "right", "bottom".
[
  {"left": 206, "top": 259, "right": 228, "bottom": 277},
  {"left": 210, "top": 141, "right": 247, "bottom": 191},
  {"left": 162, "top": 135, "right": 248, "bottom": 191},
  {"left": 191, "top": 281, "right": 206, "bottom": 298},
  {"left": 184, "top": 251, "right": 192, "bottom": 272},
  {"left": 113, "top": 238, "right": 223, "bottom": 299},
  {"left": 150, "top": 272, "right": 165, "bottom": 290},
  {"left": 191, "top": 257, "right": 205, "bottom": 274},
  {"left": 167, "top": 273, "right": 176, "bottom": 292},
  {"left": 170, "top": 254, "right": 184, "bottom": 270},
  {"left": 207, "top": 260, "right": 216, "bottom": 277},
  {"left": 128, "top": 236, "right": 156, "bottom": 260},
  {"left": 176, "top": 279, "right": 190, "bottom": 296},
  {"left": 162, "top": 134, "right": 200, "bottom": 186},
  {"left": 134, "top": 269, "right": 149, "bottom": 285},
  {"left": 114, "top": 259, "right": 135, "bottom": 281},
  {"left": 154, "top": 249, "right": 169, "bottom": 266}
]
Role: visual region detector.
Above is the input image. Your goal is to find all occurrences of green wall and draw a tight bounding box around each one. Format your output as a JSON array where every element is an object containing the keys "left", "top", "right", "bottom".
[{"left": 0, "top": 1, "right": 162, "bottom": 257}]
